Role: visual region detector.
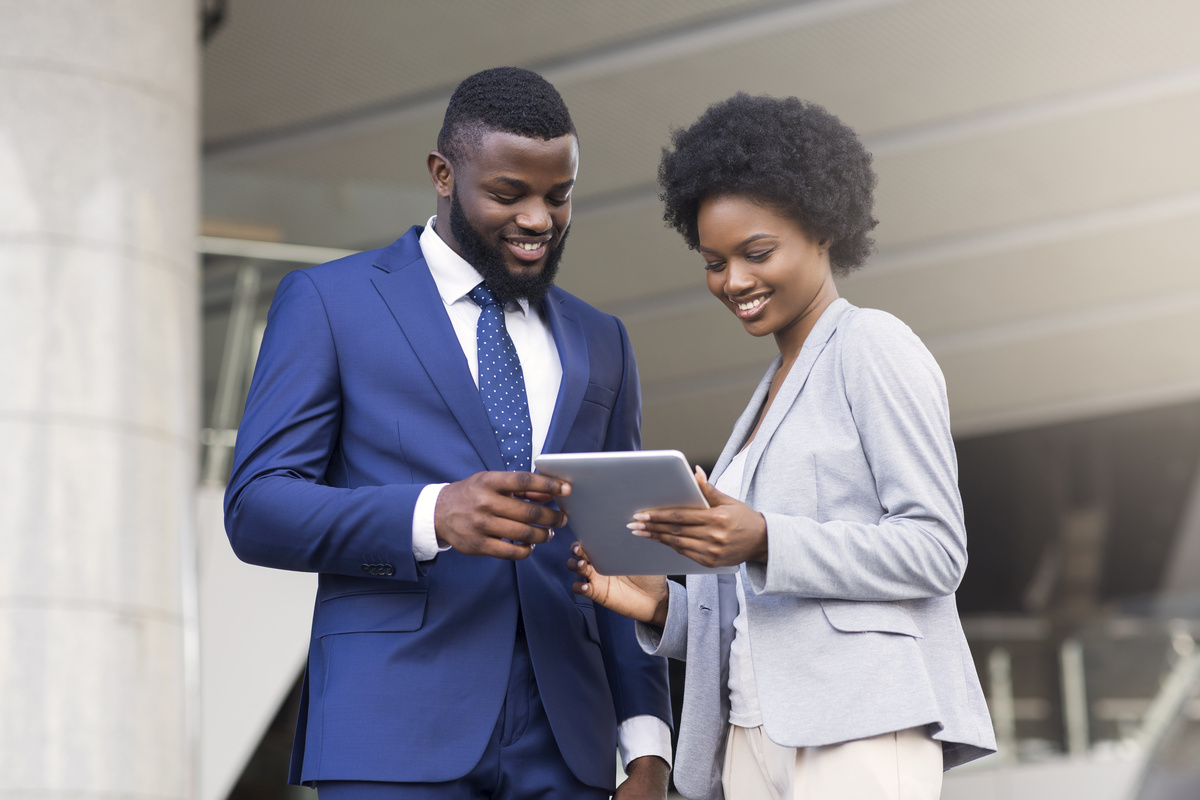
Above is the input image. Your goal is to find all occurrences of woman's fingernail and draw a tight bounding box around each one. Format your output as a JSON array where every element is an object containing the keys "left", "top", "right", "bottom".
[
  {"left": 626, "top": 522, "right": 645, "bottom": 531},
  {"left": 580, "top": 583, "right": 590, "bottom": 592},
  {"left": 548, "top": 529, "right": 555, "bottom": 539},
  {"left": 630, "top": 530, "right": 652, "bottom": 538},
  {"left": 633, "top": 513, "right": 650, "bottom": 522}
]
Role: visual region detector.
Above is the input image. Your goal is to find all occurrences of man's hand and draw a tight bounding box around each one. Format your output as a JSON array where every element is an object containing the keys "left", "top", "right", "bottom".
[
  {"left": 434, "top": 471, "right": 570, "bottom": 560},
  {"left": 614, "top": 755, "right": 670, "bottom": 800}
]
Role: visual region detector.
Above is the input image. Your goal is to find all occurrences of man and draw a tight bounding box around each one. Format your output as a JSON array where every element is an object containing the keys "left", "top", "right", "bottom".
[{"left": 224, "top": 67, "right": 672, "bottom": 799}]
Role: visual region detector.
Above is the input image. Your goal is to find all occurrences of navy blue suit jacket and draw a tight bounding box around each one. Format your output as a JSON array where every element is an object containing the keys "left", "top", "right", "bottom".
[{"left": 224, "top": 227, "right": 671, "bottom": 788}]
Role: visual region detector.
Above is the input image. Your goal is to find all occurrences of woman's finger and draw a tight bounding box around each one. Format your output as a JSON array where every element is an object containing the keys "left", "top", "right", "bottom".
[
  {"left": 629, "top": 508, "right": 711, "bottom": 529},
  {"left": 694, "top": 464, "right": 734, "bottom": 507},
  {"left": 648, "top": 530, "right": 723, "bottom": 566}
]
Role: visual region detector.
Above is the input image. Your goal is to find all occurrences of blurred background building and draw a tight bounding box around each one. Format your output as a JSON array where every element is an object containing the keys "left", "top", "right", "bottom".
[{"left": 4, "top": 1, "right": 1200, "bottom": 798}]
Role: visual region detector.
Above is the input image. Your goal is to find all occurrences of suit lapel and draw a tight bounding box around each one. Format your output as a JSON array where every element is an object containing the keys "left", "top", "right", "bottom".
[
  {"left": 740, "top": 298, "right": 852, "bottom": 493},
  {"left": 541, "top": 289, "right": 588, "bottom": 456},
  {"left": 369, "top": 229, "right": 506, "bottom": 472}
]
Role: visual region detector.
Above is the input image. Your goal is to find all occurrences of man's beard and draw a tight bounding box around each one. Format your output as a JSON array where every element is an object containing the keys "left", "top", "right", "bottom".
[{"left": 449, "top": 186, "right": 568, "bottom": 306}]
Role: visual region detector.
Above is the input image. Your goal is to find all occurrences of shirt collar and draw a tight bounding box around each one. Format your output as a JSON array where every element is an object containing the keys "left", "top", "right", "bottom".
[{"left": 419, "top": 216, "right": 530, "bottom": 315}]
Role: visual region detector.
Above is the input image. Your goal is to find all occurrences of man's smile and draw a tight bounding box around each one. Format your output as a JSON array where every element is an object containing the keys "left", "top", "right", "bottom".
[{"left": 504, "top": 236, "right": 552, "bottom": 263}]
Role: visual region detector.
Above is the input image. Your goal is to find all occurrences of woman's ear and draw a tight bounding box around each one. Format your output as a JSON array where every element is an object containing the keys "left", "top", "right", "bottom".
[{"left": 427, "top": 151, "right": 453, "bottom": 199}]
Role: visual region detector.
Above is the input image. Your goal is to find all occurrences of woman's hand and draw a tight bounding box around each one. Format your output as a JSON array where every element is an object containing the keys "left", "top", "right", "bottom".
[
  {"left": 569, "top": 544, "right": 670, "bottom": 630},
  {"left": 629, "top": 466, "right": 768, "bottom": 568}
]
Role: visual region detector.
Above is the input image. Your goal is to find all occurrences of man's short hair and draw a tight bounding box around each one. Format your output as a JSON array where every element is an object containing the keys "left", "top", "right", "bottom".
[{"left": 438, "top": 67, "right": 577, "bottom": 164}]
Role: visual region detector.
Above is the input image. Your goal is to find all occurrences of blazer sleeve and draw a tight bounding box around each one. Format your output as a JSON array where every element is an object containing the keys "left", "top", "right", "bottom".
[
  {"left": 592, "top": 317, "right": 673, "bottom": 728},
  {"left": 635, "top": 579, "right": 689, "bottom": 661},
  {"left": 223, "top": 270, "right": 424, "bottom": 582},
  {"left": 746, "top": 311, "right": 968, "bottom": 601}
]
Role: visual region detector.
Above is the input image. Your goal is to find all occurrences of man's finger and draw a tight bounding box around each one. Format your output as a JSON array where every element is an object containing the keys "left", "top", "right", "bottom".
[
  {"left": 494, "top": 470, "right": 570, "bottom": 497},
  {"left": 488, "top": 494, "right": 567, "bottom": 528},
  {"left": 477, "top": 515, "right": 556, "bottom": 545}
]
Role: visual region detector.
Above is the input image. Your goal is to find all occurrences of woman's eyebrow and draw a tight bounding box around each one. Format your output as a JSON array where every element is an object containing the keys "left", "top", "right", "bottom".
[{"left": 698, "top": 233, "right": 779, "bottom": 253}]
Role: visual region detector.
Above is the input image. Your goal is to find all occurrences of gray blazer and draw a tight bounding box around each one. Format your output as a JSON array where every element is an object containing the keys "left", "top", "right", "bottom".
[{"left": 639, "top": 299, "right": 995, "bottom": 799}]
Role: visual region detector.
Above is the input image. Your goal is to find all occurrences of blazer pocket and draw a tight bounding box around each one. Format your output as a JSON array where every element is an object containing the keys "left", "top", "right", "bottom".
[
  {"left": 568, "top": 383, "right": 617, "bottom": 451},
  {"left": 583, "top": 382, "right": 616, "bottom": 409},
  {"left": 576, "top": 601, "right": 602, "bottom": 644},
  {"left": 313, "top": 590, "right": 428, "bottom": 637},
  {"left": 819, "top": 599, "right": 923, "bottom": 638}
]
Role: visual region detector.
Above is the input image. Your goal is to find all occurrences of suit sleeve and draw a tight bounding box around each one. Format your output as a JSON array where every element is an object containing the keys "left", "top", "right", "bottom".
[
  {"left": 224, "top": 270, "right": 424, "bottom": 582},
  {"left": 745, "top": 311, "right": 968, "bottom": 601},
  {"left": 591, "top": 317, "right": 674, "bottom": 731}
]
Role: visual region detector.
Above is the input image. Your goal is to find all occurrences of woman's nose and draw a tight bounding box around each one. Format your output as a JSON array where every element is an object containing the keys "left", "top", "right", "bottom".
[{"left": 724, "top": 260, "right": 756, "bottom": 294}]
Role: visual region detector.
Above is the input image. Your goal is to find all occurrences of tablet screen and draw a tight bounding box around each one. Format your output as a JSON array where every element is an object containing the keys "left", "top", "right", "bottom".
[{"left": 535, "top": 450, "right": 737, "bottom": 575}]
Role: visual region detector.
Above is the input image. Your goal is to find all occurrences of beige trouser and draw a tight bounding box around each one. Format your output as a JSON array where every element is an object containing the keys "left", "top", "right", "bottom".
[{"left": 720, "top": 725, "right": 943, "bottom": 800}]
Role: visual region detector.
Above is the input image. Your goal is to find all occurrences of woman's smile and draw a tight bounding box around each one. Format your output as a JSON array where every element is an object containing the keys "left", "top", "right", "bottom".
[
  {"left": 732, "top": 292, "right": 772, "bottom": 319},
  {"left": 697, "top": 194, "right": 839, "bottom": 359}
]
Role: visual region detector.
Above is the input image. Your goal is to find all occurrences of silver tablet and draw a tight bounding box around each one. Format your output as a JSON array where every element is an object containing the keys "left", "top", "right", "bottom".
[{"left": 534, "top": 450, "right": 737, "bottom": 575}]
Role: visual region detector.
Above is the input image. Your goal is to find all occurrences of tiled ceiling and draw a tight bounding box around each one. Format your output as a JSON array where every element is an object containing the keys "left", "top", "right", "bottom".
[{"left": 202, "top": 0, "right": 1200, "bottom": 462}]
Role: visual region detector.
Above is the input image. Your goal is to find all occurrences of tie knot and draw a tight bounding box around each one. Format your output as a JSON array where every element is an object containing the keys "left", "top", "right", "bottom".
[{"left": 468, "top": 283, "right": 500, "bottom": 309}]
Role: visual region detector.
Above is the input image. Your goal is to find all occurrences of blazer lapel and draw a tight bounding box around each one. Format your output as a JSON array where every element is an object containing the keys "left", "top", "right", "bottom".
[
  {"left": 369, "top": 229, "right": 506, "bottom": 472},
  {"left": 740, "top": 298, "right": 853, "bottom": 493},
  {"left": 540, "top": 289, "right": 588, "bottom": 456},
  {"left": 709, "top": 362, "right": 777, "bottom": 485}
]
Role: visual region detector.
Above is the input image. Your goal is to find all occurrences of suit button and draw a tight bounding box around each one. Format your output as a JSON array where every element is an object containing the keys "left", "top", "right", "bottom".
[
  {"left": 361, "top": 563, "right": 374, "bottom": 575},
  {"left": 381, "top": 565, "right": 394, "bottom": 576}
]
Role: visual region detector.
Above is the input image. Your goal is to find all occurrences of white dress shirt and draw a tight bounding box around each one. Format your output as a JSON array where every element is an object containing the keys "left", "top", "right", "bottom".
[{"left": 410, "top": 217, "right": 671, "bottom": 769}]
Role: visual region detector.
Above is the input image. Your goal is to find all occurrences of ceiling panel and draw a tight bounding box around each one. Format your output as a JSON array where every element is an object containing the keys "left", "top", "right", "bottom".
[
  {"left": 840, "top": 210, "right": 1200, "bottom": 340},
  {"left": 871, "top": 88, "right": 1200, "bottom": 249},
  {"left": 202, "top": 0, "right": 763, "bottom": 141},
  {"left": 940, "top": 306, "right": 1200, "bottom": 435},
  {"left": 557, "top": 0, "right": 1200, "bottom": 198}
]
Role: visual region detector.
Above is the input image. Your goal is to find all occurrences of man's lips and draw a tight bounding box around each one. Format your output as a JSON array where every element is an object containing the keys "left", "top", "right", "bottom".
[
  {"left": 504, "top": 237, "right": 551, "bottom": 263},
  {"left": 731, "top": 293, "right": 771, "bottom": 319}
]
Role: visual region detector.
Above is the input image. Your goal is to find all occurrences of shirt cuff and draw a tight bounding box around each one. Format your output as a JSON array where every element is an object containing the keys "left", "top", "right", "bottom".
[
  {"left": 412, "top": 483, "right": 450, "bottom": 562},
  {"left": 617, "top": 714, "right": 673, "bottom": 770}
]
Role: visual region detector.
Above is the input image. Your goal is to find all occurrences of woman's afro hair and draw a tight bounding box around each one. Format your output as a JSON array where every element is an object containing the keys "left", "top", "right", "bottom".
[
  {"left": 438, "top": 67, "right": 576, "bottom": 164},
  {"left": 658, "top": 93, "right": 878, "bottom": 274}
]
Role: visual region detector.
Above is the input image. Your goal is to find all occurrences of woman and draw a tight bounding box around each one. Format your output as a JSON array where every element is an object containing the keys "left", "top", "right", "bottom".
[{"left": 569, "top": 94, "right": 995, "bottom": 800}]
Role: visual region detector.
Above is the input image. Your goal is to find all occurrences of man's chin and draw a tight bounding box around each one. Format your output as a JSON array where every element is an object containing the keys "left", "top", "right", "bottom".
[{"left": 503, "top": 258, "right": 547, "bottom": 278}]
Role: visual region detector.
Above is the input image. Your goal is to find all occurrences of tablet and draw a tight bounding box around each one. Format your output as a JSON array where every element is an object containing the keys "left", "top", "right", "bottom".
[{"left": 534, "top": 450, "right": 737, "bottom": 575}]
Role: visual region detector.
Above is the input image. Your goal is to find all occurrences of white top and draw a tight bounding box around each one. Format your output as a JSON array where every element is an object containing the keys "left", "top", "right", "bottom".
[
  {"left": 410, "top": 217, "right": 670, "bottom": 768},
  {"left": 714, "top": 447, "right": 763, "bottom": 728}
]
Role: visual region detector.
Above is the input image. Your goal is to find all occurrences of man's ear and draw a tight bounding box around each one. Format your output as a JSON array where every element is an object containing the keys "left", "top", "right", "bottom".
[{"left": 427, "top": 151, "right": 453, "bottom": 199}]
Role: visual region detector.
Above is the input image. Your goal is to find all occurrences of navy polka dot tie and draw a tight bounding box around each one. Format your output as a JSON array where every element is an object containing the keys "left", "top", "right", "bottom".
[{"left": 468, "top": 283, "right": 532, "bottom": 472}]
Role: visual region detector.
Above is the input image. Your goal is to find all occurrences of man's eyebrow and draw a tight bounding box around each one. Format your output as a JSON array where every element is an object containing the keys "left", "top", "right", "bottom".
[
  {"left": 697, "top": 233, "right": 779, "bottom": 253},
  {"left": 490, "top": 176, "right": 576, "bottom": 192}
]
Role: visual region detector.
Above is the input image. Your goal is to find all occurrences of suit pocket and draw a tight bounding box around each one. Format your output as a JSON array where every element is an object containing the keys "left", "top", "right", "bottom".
[
  {"left": 568, "top": 383, "right": 617, "bottom": 451},
  {"left": 820, "top": 599, "right": 922, "bottom": 638},
  {"left": 313, "top": 590, "right": 428, "bottom": 637},
  {"left": 576, "top": 601, "right": 602, "bottom": 644}
]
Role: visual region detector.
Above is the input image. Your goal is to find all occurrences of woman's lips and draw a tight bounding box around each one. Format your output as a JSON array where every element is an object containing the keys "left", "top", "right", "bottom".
[{"left": 733, "top": 293, "right": 770, "bottom": 319}]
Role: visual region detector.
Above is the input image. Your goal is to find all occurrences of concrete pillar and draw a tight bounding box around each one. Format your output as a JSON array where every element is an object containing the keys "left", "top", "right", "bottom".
[{"left": 0, "top": 2, "right": 198, "bottom": 797}]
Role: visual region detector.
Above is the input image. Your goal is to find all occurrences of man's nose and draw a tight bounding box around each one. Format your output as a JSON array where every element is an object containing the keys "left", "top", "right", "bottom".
[{"left": 515, "top": 201, "right": 552, "bottom": 232}]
